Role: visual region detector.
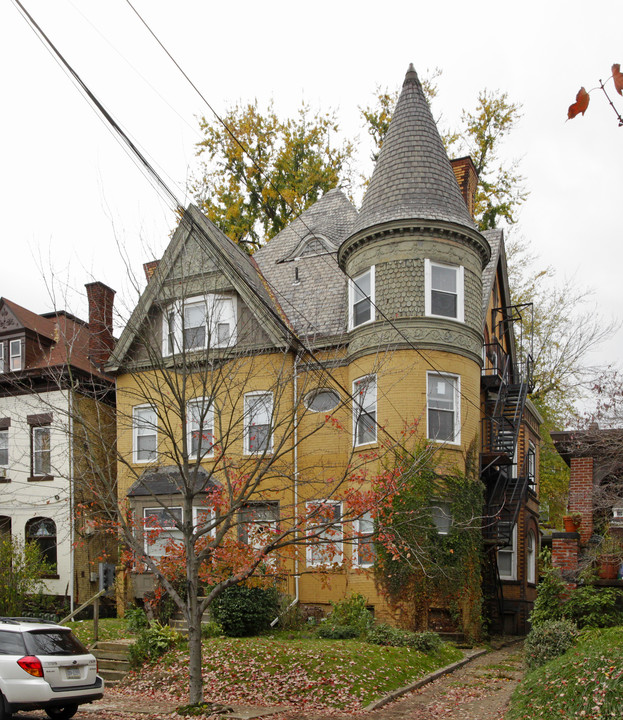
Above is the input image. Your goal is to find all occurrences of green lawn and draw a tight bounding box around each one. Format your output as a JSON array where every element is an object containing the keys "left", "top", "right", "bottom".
[
  {"left": 507, "top": 626, "right": 623, "bottom": 720},
  {"left": 66, "top": 617, "right": 132, "bottom": 647},
  {"left": 119, "top": 632, "right": 463, "bottom": 711}
]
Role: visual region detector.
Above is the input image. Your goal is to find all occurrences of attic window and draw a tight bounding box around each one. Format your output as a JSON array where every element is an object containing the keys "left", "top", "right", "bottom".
[
  {"left": 163, "top": 295, "right": 236, "bottom": 355},
  {"left": 9, "top": 339, "right": 22, "bottom": 371}
]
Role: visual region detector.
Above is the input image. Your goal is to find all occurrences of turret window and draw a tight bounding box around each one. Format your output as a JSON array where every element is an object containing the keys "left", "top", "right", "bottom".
[
  {"left": 353, "top": 375, "right": 377, "bottom": 446},
  {"left": 425, "top": 260, "right": 464, "bottom": 321},
  {"left": 427, "top": 372, "right": 460, "bottom": 444},
  {"left": 349, "top": 267, "right": 375, "bottom": 329}
]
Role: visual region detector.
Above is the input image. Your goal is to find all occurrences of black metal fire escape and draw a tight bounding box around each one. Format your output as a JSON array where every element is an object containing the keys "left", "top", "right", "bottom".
[{"left": 480, "top": 303, "right": 534, "bottom": 631}]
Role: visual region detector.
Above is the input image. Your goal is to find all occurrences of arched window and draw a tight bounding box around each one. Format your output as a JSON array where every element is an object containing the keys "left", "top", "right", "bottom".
[
  {"left": 526, "top": 529, "right": 537, "bottom": 584},
  {"left": 26, "top": 517, "right": 57, "bottom": 571}
]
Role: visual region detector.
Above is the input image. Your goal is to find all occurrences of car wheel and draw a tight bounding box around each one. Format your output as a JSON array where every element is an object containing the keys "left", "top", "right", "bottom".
[
  {"left": 0, "top": 692, "right": 11, "bottom": 720},
  {"left": 45, "top": 706, "right": 78, "bottom": 720}
]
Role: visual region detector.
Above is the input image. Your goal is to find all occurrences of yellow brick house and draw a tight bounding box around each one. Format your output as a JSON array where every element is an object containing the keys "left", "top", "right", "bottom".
[{"left": 107, "top": 65, "right": 539, "bottom": 636}]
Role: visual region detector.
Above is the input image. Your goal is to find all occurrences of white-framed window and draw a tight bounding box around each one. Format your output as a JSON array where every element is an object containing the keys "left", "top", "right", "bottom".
[
  {"left": 526, "top": 529, "right": 537, "bottom": 584},
  {"left": 304, "top": 388, "right": 340, "bottom": 413},
  {"left": 0, "top": 429, "right": 7, "bottom": 467},
  {"left": 32, "top": 426, "right": 51, "bottom": 476},
  {"left": 133, "top": 405, "right": 158, "bottom": 463},
  {"left": 187, "top": 398, "right": 214, "bottom": 459},
  {"left": 162, "top": 295, "right": 237, "bottom": 355},
  {"left": 427, "top": 373, "right": 460, "bottom": 444},
  {"left": 353, "top": 375, "right": 377, "bottom": 446},
  {"left": 498, "top": 522, "right": 517, "bottom": 580},
  {"left": 240, "top": 502, "right": 279, "bottom": 553},
  {"left": 431, "top": 501, "right": 452, "bottom": 535},
  {"left": 306, "top": 500, "right": 343, "bottom": 567},
  {"left": 192, "top": 506, "right": 216, "bottom": 539},
  {"left": 354, "top": 511, "right": 375, "bottom": 567},
  {"left": 244, "top": 392, "right": 273, "bottom": 454},
  {"left": 348, "top": 267, "right": 375, "bottom": 329},
  {"left": 0, "top": 343, "right": 4, "bottom": 373},
  {"left": 425, "top": 260, "right": 464, "bottom": 321},
  {"left": 9, "top": 340, "right": 22, "bottom": 371},
  {"left": 143, "top": 507, "right": 183, "bottom": 558},
  {"left": 527, "top": 442, "right": 536, "bottom": 486}
]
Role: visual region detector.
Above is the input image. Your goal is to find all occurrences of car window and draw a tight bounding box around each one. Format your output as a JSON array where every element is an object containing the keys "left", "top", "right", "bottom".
[
  {"left": 0, "top": 630, "right": 26, "bottom": 655},
  {"left": 24, "top": 629, "right": 88, "bottom": 656}
]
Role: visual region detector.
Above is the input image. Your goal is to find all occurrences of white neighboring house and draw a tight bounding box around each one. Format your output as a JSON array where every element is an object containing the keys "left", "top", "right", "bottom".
[{"left": 0, "top": 283, "right": 116, "bottom": 611}]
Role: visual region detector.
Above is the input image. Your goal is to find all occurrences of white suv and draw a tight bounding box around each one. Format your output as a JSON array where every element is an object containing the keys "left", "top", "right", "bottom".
[{"left": 0, "top": 618, "right": 104, "bottom": 720}]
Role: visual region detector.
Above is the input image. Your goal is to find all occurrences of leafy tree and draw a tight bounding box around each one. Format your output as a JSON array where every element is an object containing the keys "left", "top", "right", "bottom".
[
  {"left": 0, "top": 538, "right": 53, "bottom": 616},
  {"left": 192, "top": 101, "right": 354, "bottom": 252}
]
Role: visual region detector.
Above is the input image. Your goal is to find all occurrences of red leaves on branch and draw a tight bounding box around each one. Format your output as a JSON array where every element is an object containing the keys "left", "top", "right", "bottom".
[
  {"left": 612, "top": 63, "right": 623, "bottom": 95},
  {"left": 568, "top": 87, "right": 590, "bottom": 119}
]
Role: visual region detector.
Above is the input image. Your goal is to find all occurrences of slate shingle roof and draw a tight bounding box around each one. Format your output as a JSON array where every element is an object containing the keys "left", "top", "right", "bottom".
[
  {"left": 254, "top": 189, "right": 357, "bottom": 338},
  {"left": 127, "top": 465, "right": 219, "bottom": 496},
  {"left": 481, "top": 228, "right": 503, "bottom": 322},
  {"left": 352, "top": 65, "right": 476, "bottom": 236}
]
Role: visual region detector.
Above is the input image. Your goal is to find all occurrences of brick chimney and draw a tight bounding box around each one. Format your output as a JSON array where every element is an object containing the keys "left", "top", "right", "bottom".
[
  {"left": 143, "top": 260, "right": 160, "bottom": 282},
  {"left": 451, "top": 156, "right": 479, "bottom": 218},
  {"left": 85, "top": 281, "right": 116, "bottom": 368}
]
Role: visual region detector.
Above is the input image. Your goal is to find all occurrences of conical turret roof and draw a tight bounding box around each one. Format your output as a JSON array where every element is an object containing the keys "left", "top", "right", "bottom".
[{"left": 352, "top": 64, "right": 476, "bottom": 235}]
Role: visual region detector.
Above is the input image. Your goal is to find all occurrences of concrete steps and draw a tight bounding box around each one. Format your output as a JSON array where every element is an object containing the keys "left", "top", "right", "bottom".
[{"left": 91, "top": 639, "right": 133, "bottom": 685}]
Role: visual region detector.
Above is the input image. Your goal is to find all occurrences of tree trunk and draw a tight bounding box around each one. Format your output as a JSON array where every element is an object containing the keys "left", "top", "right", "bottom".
[{"left": 186, "top": 559, "right": 204, "bottom": 704}]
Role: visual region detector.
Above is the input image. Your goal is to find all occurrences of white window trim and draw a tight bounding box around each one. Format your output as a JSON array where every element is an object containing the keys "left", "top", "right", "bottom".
[
  {"left": 243, "top": 392, "right": 274, "bottom": 455},
  {"left": 426, "top": 372, "right": 461, "bottom": 445},
  {"left": 0, "top": 343, "right": 4, "bottom": 373},
  {"left": 526, "top": 529, "right": 537, "bottom": 584},
  {"left": 0, "top": 428, "right": 8, "bottom": 468},
  {"left": 353, "top": 374, "right": 377, "bottom": 447},
  {"left": 133, "top": 405, "right": 158, "bottom": 464},
  {"left": 187, "top": 398, "right": 214, "bottom": 460},
  {"left": 143, "top": 506, "right": 183, "bottom": 558},
  {"left": 498, "top": 524, "right": 517, "bottom": 581},
  {"left": 9, "top": 339, "right": 22, "bottom": 371},
  {"left": 424, "top": 259, "right": 464, "bottom": 322},
  {"left": 192, "top": 506, "right": 216, "bottom": 539},
  {"left": 162, "top": 294, "right": 237, "bottom": 356},
  {"left": 306, "top": 500, "right": 343, "bottom": 567},
  {"left": 353, "top": 512, "right": 375, "bottom": 568},
  {"left": 348, "top": 266, "right": 375, "bottom": 330},
  {"left": 431, "top": 501, "right": 453, "bottom": 535},
  {"left": 32, "top": 425, "right": 51, "bottom": 477}
]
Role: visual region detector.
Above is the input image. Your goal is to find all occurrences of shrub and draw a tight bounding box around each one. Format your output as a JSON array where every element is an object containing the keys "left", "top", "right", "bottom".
[
  {"left": 129, "top": 621, "right": 181, "bottom": 667},
  {"left": 275, "top": 594, "right": 304, "bottom": 630},
  {"left": 563, "top": 584, "right": 623, "bottom": 629},
  {"left": 528, "top": 564, "right": 566, "bottom": 628},
  {"left": 524, "top": 619, "right": 579, "bottom": 670},
  {"left": 212, "top": 585, "right": 279, "bottom": 637},
  {"left": 366, "top": 623, "right": 442, "bottom": 650},
  {"left": 316, "top": 623, "right": 359, "bottom": 639},
  {"left": 201, "top": 620, "right": 223, "bottom": 639},
  {"left": 125, "top": 605, "right": 148, "bottom": 633},
  {"left": 321, "top": 593, "right": 373, "bottom": 638},
  {"left": 0, "top": 539, "right": 54, "bottom": 616}
]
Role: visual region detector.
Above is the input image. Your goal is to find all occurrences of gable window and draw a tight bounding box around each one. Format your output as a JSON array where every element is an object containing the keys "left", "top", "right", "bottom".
[
  {"left": 133, "top": 405, "right": 158, "bottom": 463},
  {"left": 349, "top": 267, "right": 374, "bottom": 329},
  {"left": 353, "top": 375, "right": 377, "bottom": 446},
  {"left": 26, "top": 517, "right": 57, "bottom": 571},
  {"left": 527, "top": 530, "right": 537, "bottom": 584},
  {"left": 163, "top": 295, "right": 237, "bottom": 356},
  {"left": 354, "top": 511, "right": 375, "bottom": 567},
  {"left": 306, "top": 500, "right": 343, "bottom": 566},
  {"left": 32, "top": 426, "right": 51, "bottom": 476},
  {"left": 143, "top": 507, "right": 182, "bottom": 558},
  {"left": 187, "top": 398, "right": 214, "bottom": 459},
  {"left": 9, "top": 339, "right": 22, "bottom": 371},
  {"left": 425, "top": 260, "right": 464, "bottom": 321},
  {"left": 244, "top": 392, "right": 273, "bottom": 454},
  {"left": 497, "top": 522, "right": 517, "bottom": 580},
  {"left": 427, "top": 373, "right": 460, "bottom": 444}
]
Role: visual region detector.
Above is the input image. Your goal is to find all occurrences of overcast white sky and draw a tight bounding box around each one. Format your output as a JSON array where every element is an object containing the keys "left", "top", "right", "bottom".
[{"left": 1, "top": 0, "right": 621, "bottom": 376}]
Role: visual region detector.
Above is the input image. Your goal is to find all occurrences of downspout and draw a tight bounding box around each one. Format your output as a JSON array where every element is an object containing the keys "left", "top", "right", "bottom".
[
  {"left": 68, "top": 391, "right": 75, "bottom": 614},
  {"left": 271, "top": 351, "right": 300, "bottom": 625}
]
